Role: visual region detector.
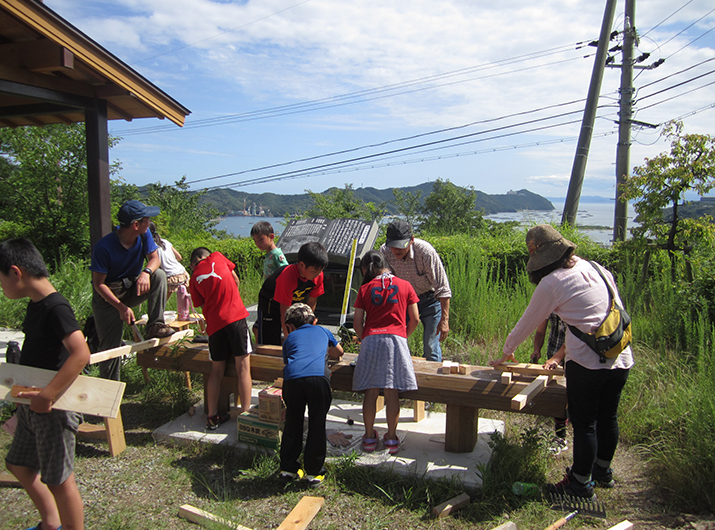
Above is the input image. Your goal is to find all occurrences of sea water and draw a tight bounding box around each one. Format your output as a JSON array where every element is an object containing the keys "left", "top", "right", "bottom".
[{"left": 214, "top": 202, "right": 637, "bottom": 246}]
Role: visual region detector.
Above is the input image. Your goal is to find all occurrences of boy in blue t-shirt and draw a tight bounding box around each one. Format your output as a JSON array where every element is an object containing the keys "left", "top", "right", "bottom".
[{"left": 279, "top": 303, "right": 342, "bottom": 487}]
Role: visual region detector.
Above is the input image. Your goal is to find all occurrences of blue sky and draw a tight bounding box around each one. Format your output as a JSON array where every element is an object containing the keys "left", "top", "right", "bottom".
[{"left": 48, "top": 0, "right": 715, "bottom": 199}]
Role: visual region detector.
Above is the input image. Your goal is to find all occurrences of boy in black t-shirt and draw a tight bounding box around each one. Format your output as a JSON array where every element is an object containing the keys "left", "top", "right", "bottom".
[
  {"left": 1, "top": 238, "right": 90, "bottom": 530},
  {"left": 256, "top": 241, "right": 328, "bottom": 345}
]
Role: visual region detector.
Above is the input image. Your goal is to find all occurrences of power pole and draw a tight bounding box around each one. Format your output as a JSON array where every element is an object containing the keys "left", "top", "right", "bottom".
[
  {"left": 562, "top": 0, "right": 618, "bottom": 227},
  {"left": 613, "top": 0, "right": 636, "bottom": 242}
]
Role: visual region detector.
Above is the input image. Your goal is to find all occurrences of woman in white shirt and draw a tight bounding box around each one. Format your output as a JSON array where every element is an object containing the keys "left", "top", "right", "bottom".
[
  {"left": 491, "top": 224, "right": 633, "bottom": 500},
  {"left": 149, "top": 223, "right": 189, "bottom": 300}
]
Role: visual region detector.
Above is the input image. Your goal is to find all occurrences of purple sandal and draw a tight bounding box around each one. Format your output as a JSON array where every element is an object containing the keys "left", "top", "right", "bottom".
[
  {"left": 362, "top": 431, "right": 378, "bottom": 452},
  {"left": 384, "top": 434, "right": 401, "bottom": 455}
]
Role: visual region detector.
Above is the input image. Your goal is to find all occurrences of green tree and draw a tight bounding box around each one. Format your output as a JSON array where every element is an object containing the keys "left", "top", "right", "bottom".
[
  {"left": 301, "top": 183, "right": 386, "bottom": 222},
  {"left": 0, "top": 124, "right": 119, "bottom": 266},
  {"left": 621, "top": 121, "right": 715, "bottom": 280},
  {"left": 419, "top": 178, "right": 485, "bottom": 235},
  {"left": 391, "top": 187, "right": 422, "bottom": 227}
]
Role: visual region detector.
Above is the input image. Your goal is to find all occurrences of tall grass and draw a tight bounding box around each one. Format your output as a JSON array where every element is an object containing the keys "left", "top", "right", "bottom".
[{"left": 0, "top": 258, "right": 93, "bottom": 329}]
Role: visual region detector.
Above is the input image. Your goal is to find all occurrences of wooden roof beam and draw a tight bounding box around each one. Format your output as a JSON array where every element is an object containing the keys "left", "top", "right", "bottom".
[
  {"left": 0, "top": 101, "right": 78, "bottom": 119},
  {"left": 0, "top": 38, "right": 74, "bottom": 74},
  {"left": 106, "top": 100, "right": 133, "bottom": 122}
]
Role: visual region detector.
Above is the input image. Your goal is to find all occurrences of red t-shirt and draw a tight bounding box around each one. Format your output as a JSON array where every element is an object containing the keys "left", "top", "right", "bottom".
[
  {"left": 354, "top": 273, "right": 419, "bottom": 338},
  {"left": 189, "top": 252, "right": 248, "bottom": 335},
  {"left": 273, "top": 263, "right": 325, "bottom": 307}
]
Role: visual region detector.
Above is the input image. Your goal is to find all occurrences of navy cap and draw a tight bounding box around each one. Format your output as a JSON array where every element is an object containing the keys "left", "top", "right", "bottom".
[
  {"left": 385, "top": 220, "right": 413, "bottom": 249},
  {"left": 117, "top": 200, "right": 160, "bottom": 224}
]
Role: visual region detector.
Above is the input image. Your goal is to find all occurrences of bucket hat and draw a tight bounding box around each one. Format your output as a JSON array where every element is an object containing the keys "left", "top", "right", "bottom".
[{"left": 525, "top": 224, "right": 576, "bottom": 272}]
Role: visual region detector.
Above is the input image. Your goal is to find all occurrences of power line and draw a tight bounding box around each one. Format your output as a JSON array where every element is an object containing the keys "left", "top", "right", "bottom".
[
  {"left": 117, "top": 42, "right": 593, "bottom": 136},
  {"left": 659, "top": 6, "right": 715, "bottom": 56},
  {"left": 640, "top": 0, "right": 695, "bottom": 38},
  {"left": 200, "top": 111, "right": 612, "bottom": 191},
  {"left": 638, "top": 67, "right": 715, "bottom": 101},
  {"left": 184, "top": 97, "right": 589, "bottom": 185}
]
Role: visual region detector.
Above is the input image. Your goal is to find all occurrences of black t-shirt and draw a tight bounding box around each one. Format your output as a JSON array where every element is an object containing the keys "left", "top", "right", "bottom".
[
  {"left": 21, "top": 292, "right": 81, "bottom": 371},
  {"left": 258, "top": 266, "right": 318, "bottom": 317}
]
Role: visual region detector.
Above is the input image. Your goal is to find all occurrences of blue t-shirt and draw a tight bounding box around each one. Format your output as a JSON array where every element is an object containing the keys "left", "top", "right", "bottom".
[
  {"left": 282, "top": 324, "right": 338, "bottom": 381},
  {"left": 89, "top": 230, "right": 158, "bottom": 283}
]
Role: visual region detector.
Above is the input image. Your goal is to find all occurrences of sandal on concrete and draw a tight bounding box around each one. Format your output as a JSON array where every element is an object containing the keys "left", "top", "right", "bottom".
[
  {"left": 384, "top": 434, "right": 401, "bottom": 455},
  {"left": 362, "top": 431, "right": 378, "bottom": 452}
]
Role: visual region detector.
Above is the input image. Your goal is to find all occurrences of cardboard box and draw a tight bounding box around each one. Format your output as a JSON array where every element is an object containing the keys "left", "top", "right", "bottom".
[
  {"left": 259, "top": 386, "right": 286, "bottom": 423},
  {"left": 237, "top": 409, "right": 282, "bottom": 450}
]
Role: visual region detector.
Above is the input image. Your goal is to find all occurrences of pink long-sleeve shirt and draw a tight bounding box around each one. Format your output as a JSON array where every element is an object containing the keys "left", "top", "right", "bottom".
[{"left": 503, "top": 257, "right": 634, "bottom": 371}]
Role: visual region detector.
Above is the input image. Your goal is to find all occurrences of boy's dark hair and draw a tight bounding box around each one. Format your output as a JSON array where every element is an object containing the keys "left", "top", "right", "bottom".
[
  {"left": 298, "top": 242, "right": 328, "bottom": 270},
  {"left": 360, "top": 249, "right": 392, "bottom": 284},
  {"left": 0, "top": 238, "right": 50, "bottom": 278},
  {"left": 250, "top": 221, "right": 274, "bottom": 237},
  {"left": 190, "top": 247, "right": 211, "bottom": 267},
  {"left": 284, "top": 303, "right": 315, "bottom": 328}
]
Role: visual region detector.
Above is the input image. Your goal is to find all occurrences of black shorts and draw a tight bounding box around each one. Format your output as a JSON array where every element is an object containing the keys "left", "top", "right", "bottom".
[{"left": 208, "top": 318, "right": 253, "bottom": 362}]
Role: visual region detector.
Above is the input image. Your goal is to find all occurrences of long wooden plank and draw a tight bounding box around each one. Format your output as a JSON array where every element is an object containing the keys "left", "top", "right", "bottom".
[
  {"left": 89, "top": 329, "right": 194, "bottom": 364},
  {"left": 178, "top": 504, "right": 252, "bottom": 530},
  {"left": 0, "top": 363, "right": 125, "bottom": 418},
  {"left": 0, "top": 472, "right": 21, "bottom": 488},
  {"left": 432, "top": 492, "right": 470, "bottom": 518},
  {"left": 606, "top": 522, "right": 633, "bottom": 530},
  {"left": 276, "top": 496, "right": 324, "bottom": 530},
  {"left": 511, "top": 375, "right": 549, "bottom": 411}
]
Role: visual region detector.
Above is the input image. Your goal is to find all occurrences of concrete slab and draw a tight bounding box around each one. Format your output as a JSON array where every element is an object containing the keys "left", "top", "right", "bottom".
[
  {"left": 153, "top": 389, "right": 503, "bottom": 488},
  {"left": 0, "top": 328, "right": 24, "bottom": 363}
]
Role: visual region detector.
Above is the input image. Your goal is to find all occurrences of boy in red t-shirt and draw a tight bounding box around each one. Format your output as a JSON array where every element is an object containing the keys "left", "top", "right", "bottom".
[
  {"left": 189, "top": 247, "right": 253, "bottom": 430},
  {"left": 256, "top": 242, "right": 329, "bottom": 345}
]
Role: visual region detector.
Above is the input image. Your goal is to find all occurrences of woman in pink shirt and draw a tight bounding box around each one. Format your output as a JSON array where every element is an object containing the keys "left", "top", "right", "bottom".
[{"left": 491, "top": 225, "right": 633, "bottom": 500}]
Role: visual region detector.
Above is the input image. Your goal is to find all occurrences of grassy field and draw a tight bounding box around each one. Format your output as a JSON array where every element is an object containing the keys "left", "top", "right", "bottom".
[{"left": 1, "top": 228, "right": 714, "bottom": 526}]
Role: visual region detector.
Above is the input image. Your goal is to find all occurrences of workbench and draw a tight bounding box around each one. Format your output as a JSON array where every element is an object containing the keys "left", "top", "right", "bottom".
[{"left": 137, "top": 342, "right": 567, "bottom": 453}]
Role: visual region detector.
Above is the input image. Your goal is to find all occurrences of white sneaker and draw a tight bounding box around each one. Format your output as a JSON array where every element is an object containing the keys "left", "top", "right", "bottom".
[{"left": 548, "top": 437, "right": 568, "bottom": 455}]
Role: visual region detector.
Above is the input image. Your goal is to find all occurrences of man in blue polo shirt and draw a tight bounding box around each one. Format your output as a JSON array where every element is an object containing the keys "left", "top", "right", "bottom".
[{"left": 90, "top": 200, "right": 173, "bottom": 380}]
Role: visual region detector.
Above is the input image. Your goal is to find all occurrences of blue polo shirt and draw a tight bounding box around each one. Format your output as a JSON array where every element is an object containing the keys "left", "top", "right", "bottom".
[{"left": 282, "top": 324, "right": 338, "bottom": 381}]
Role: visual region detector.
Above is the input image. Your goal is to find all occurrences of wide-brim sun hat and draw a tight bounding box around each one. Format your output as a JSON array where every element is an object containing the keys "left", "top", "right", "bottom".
[{"left": 525, "top": 224, "right": 576, "bottom": 272}]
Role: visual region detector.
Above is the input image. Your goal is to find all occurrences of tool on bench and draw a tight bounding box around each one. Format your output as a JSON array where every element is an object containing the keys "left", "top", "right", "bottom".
[{"left": 131, "top": 320, "right": 144, "bottom": 342}]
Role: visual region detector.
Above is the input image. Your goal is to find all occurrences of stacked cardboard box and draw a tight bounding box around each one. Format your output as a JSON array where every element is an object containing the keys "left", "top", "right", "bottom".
[
  {"left": 237, "top": 384, "right": 286, "bottom": 450},
  {"left": 237, "top": 408, "right": 282, "bottom": 449},
  {"left": 258, "top": 386, "right": 286, "bottom": 423}
]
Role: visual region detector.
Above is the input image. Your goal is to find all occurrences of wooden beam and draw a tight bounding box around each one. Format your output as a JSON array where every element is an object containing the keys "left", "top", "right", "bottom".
[
  {"left": 445, "top": 404, "right": 478, "bottom": 453},
  {"left": 493, "top": 362, "right": 564, "bottom": 377},
  {"left": 0, "top": 38, "right": 74, "bottom": 73},
  {"left": 606, "top": 522, "right": 633, "bottom": 530},
  {"left": 0, "top": 363, "right": 125, "bottom": 418},
  {"left": 511, "top": 375, "right": 549, "bottom": 411},
  {"left": 500, "top": 371, "right": 512, "bottom": 385},
  {"left": 88, "top": 329, "right": 194, "bottom": 364},
  {"left": 255, "top": 344, "right": 283, "bottom": 357},
  {"left": 432, "top": 492, "right": 470, "bottom": 518},
  {"left": 0, "top": 472, "right": 21, "bottom": 488},
  {"left": 178, "top": 504, "right": 252, "bottom": 530},
  {"left": 276, "top": 496, "right": 324, "bottom": 530}
]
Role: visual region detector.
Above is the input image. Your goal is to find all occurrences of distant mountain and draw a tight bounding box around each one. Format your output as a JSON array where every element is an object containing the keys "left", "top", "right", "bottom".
[{"left": 199, "top": 183, "right": 554, "bottom": 217}]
